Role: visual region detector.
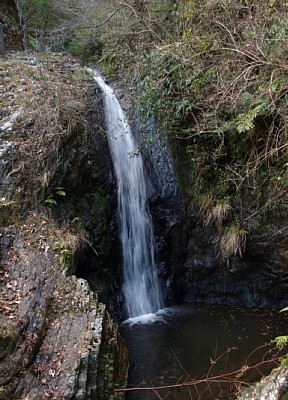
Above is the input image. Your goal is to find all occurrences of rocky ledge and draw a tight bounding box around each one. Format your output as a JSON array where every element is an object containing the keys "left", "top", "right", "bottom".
[
  {"left": 0, "top": 228, "right": 128, "bottom": 400},
  {"left": 238, "top": 366, "right": 288, "bottom": 400}
]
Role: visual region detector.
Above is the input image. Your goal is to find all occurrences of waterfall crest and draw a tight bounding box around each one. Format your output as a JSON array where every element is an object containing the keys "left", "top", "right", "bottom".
[{"left": 91, "top": 71, "right": 163, "bottom": 318}]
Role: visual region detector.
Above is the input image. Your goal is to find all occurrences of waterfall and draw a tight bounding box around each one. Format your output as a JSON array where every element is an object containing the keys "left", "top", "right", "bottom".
[{"left": 91, "top": 71, "right": 163, "bottom": 318}]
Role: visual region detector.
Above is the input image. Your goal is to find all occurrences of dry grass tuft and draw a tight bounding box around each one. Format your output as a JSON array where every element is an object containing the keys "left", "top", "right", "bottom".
[
  {"left": 218, "top": 225, "right": 248, "bottom": 261},
  {"left": 200, "top": 196, "right": 232, "bottom": 229}
]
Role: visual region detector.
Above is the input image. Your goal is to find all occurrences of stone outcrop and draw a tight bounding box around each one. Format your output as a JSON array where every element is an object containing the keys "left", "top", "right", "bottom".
[
  {"left": 173, "top": 212, "right": 288, "bottom": 309},
  {"left": 0, "top": 53, "right": 127, "bottom": 399},
  {"left": 0, "top": 52, "right": 113, "bottom": 282},
  {"left": 0, "top": 228, "right": 127, "bottom": 400},
  {"left": 238, "top": 366, "right": 288, "bottom": 400}
]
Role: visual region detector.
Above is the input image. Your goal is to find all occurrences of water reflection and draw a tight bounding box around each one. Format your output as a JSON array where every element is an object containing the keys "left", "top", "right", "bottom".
[{"left": 120, "top": 304, "right": 287, "bottom": 400}]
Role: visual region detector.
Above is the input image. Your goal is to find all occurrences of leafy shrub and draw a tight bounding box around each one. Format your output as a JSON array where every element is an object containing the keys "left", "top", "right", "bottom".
[
  {"left": 92, "top": 0, "right": 287, "bottom": 234},
  {"left": 68, "top": 30, "right": 103, "bottom": 64}
]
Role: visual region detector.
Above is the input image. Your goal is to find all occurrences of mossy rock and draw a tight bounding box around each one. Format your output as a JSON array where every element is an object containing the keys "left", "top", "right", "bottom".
[{"left": 0, "top": 318, "right": 19, "bottom": 360}]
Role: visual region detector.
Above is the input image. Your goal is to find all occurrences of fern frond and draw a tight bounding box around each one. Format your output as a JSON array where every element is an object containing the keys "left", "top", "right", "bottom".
[
  {"left": 236, "top": 102, "right": 266, "bottom": 133},
  {"left": 274, "top": 335, "right": 288, "bottom": 347}
]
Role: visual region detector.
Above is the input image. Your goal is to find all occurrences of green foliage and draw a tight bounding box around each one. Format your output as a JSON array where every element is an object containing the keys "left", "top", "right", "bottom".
[
  {"left": 54, "top": 187, "right": 66, "bottom": 197},
  {"left": 44, "top": 187, "right": 67, "bottom": 207},
  {"left": 274, "top": 333, "right": 288, "bottom": 366},
  {"left": 275, "top": 336, "right": 288, "bottom": 347},
  {"left": 236, "top": 102, "right": 267, "bottom": 133},
  {"left": 19, "top": 0, "right": 68, "bottom": 33},
  {"left": 68, "top": 29, "right": 103, "bottom": 64},
  {"left": 274, "top": 307, "right": 288, "bottom": 366},
  {"left": 95, "top": 0, "right": 288, "bottom": 227},
  {"left": 44, "top": 195, "right": 57, "bottom": 206}
]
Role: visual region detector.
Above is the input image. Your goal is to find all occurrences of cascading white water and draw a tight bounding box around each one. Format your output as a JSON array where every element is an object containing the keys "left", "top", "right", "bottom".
[{"left": 91, "top": 71, "right": 163, "bottom": 318}]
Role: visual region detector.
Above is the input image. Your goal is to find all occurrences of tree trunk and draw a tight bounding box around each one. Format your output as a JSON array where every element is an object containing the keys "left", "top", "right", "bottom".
[
  {"left": 38, "top": 31, "right": 44, "bottom": 52},
  {"left": 0, "top": 23, "right": 5, "bottom": 56},
  {"left": 23, "top": 21, "right": 29, "bottom": 50},
  {"left": 0, "top": 0, "right": 23, "bottom": 50}
]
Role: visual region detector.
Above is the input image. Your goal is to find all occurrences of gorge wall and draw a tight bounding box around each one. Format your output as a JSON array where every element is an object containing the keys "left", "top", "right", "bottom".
[
  {"left": 1, "top": 2, "right": 288, "bottom": 400},
  {"left": 1, "top": 49, "right": 288, "bottom": 400},
  {"left": 114, "top": 85, "right": 288, "bottom": 311},
  {"left": 89, "top": 0, "right": 288, "bottom": 313},
  {"left": 175, "top": 200, "right": 288, "bottom": 309},
  {"left": 0, "top": 53, "right": 127, "bottom": 399}
]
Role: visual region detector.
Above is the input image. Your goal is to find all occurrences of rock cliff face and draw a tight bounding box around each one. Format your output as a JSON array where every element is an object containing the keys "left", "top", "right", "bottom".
[
  {"left": 111, "top": 84, "right": 288, "bottom": 311},
  {"left": 0, "top": 228, "right": 127, "bottom": 400},
  {"left": 131, "top": 116, "right": 184, "bottom": 303},
  {"left": 111, "top": 103, "right": 287, "bottom": 312},
  {"left": 173, "top": 206, "right": 288, "bottom": 309},
  {"left": 0, "top": 53, "right": 127, "bottom": 399}
]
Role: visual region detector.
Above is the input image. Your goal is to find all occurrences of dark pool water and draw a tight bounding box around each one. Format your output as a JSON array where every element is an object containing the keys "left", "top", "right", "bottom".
[{"left": 119, "top": 303, "right": 288, "bottom": 400}]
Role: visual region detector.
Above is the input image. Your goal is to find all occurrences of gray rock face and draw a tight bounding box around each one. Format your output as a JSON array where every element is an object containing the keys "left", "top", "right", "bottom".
[
  {"left": 131, "top": 116, "right": 184, "bottom": 303},
  {"left": 0, "top": 141, "right": 14, "bottom": 181},
  {"left": 128, "top": 113, "right": 288, "bottom": 310},
  {"left": 238, "top": 366, "right": 288, "bottom": 400},
  {"left": 0, "top": 54, "right": 127, "bottom": 400},
  {"left": 0, "top": 228, "right": 127, "bottom": 400},
  {"left": 175, "top": 220, "right": 288, "bottom": 309}
]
